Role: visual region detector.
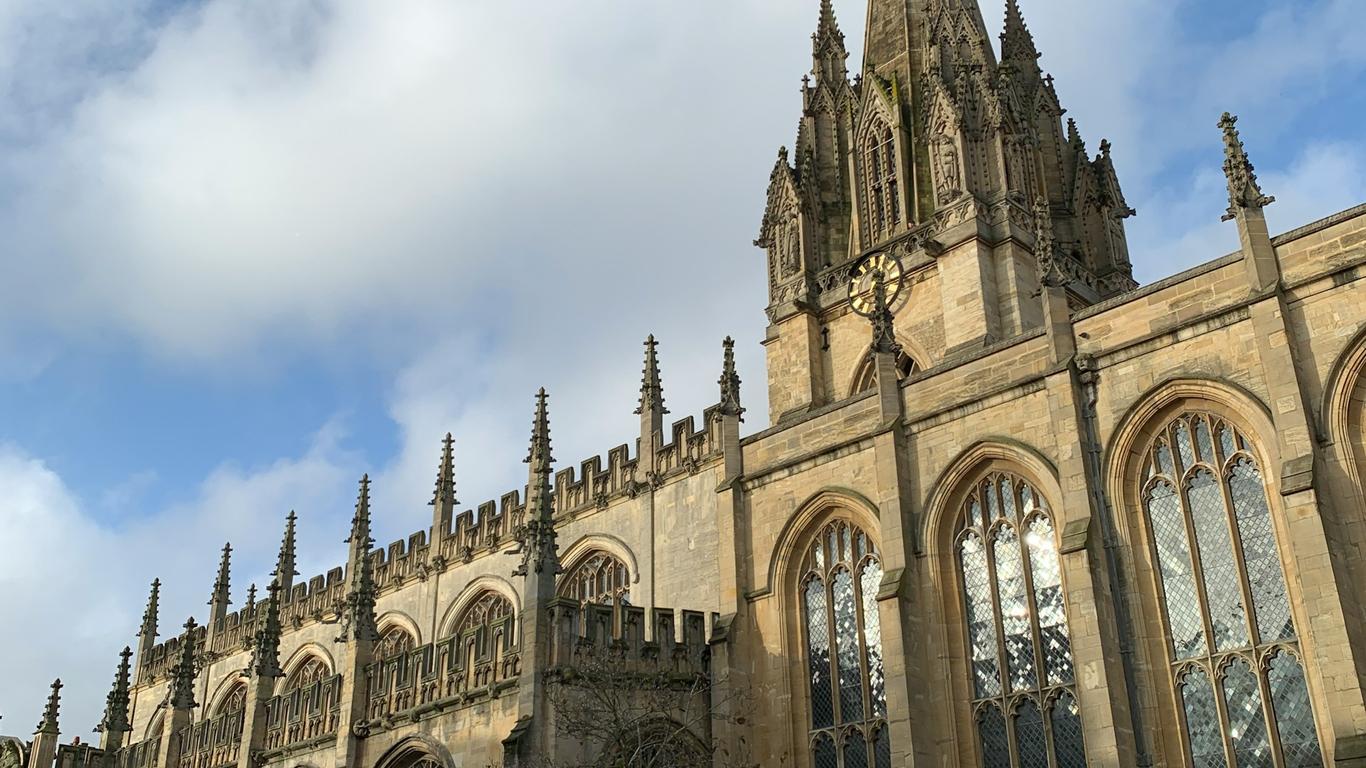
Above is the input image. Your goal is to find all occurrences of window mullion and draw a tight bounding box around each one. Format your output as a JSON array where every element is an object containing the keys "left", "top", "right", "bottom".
[
  {"left": 825, "top": 569, "right": 843, "bottom": 731},
  {"left": 853, "top": 559, "right": 873, "bottom": 727},
  {"left": 982, "top": 521, "right": 1011, "bottom": 701}
]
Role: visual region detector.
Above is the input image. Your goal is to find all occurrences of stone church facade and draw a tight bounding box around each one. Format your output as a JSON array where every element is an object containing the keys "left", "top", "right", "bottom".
[{"left": 7, "top": 0, "right": 1366, "bottom": 766}]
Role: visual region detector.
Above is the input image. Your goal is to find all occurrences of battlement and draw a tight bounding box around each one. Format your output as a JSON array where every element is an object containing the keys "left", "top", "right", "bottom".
[
  {"left": 547, "top": 598, "right": 713, "bottom": 680},
  {"left": 140, "top": 625, "right": 206, "bottom": 681},
  {"left": 653, "top": 408, "right": 723, "bottom": 479}
]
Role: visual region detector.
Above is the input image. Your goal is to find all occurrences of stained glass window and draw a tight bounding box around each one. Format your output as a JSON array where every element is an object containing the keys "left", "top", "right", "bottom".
[
  {"left": 1141, "top": 413, "right": 1324, "bottom": 767},
  {"left": 956, "top": 472, "right": 1085, "bottom": 766},
  {"left": 801, "top": 521, "right": 889, "bottom": 767}
]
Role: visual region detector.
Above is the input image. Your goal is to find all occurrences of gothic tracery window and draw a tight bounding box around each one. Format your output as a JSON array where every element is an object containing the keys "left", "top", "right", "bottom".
[
  {"left": 1141, "top": 412, "right": 1323, "bottom": 766},
  {"left": 862, "top": 122, "right": 900, "bottom": 244},
  {"left": 852, "top": 352, "right": 920, "bottom": 395},
  {"left": 282, "top": 656, "right": 329, "bottom": 692},
  {"left": 377, "top": 625, "right": 416, "bottom": 660},
  {"left": 559, "top": 550, "right": 631, "bottom": 606},
  {"left": 801, "top": 521, "right": 891, "bottom": 768},
  {"left": 215, "top": 682, "right": 246, "bottom": 716},
  {"left": 455, "top": 591, "right": 515, "bottom": 660},
  {"left": 956, "top": 472, "right": 1085, "bottom": 767}
]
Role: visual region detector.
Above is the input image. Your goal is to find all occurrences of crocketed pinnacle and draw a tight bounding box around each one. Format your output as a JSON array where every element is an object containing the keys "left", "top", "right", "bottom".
[
  {"left": 431, "top": 432, "right": 457, "bottom": 509},
  {"left": 244, "top": 583, "right": 257, "bottom": 613},
  {"left": 169, "top": 618, "right": 198, "bottom": 710},
  {"left": 140, "top": 578, "right": 160, "bottom": 638},
  {"left": 869, "top": 272, "right": 902, "bottom": 356},
  {"left": 36, "top": 678, "right": 61, "bottom": 735},
  {"left": 635, "top": 335, "right": 667, "bottom": 416},
  {"left": 1000, "top": 0, "right": 1040, "bottom": 66},
  {"left": 1034, "top": 196, "right": 1068, "bottom": 288},
  {"left": 718, "top": 337, "right": 744, "bottom": 420},
  {"left": 514, "top": 389, "right": 560, "bottom": 578},
  {"left": 342, "top": 475, "right": 379, "bottom": 643},
  {"left": 209, "top": 542, "right": 232, "bottom": 608},
  {"left": 252, "top": 580, "right": 284, "bottom": 678},
  {"left": 1219, "top": 112, "right": 1275, "bottom": 221},
  {"left": 274, "top": 512, "right": 298, "bottom": 584},
  {"left": 98, "top": 648, "right": 132, "bottom": 735},
  {"left": 811, "top": 0, "right": 848, "bottom": 82}
]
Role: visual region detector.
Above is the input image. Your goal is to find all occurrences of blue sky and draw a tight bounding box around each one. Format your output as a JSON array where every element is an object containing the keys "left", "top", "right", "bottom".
[{"left": 1, "top": 0, "right": 1364, "bottom": 732}]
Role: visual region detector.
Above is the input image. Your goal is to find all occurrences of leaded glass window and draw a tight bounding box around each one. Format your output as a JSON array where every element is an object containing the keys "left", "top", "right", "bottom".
[
  {"left": 801, "top": 521, "right": 889, "bottom": 767},
  {"left": 862, "top": 123, "right": 900, "bottom": 243},
  {"left": 956, "top": 472, "right": 1085, "bottom": 766},
  {"left": 282, "top": 656, "right": 329, "bottom": 692},
  {"left": 559, "top": 550, "right": 631, "bottom": 606},
  {"left": 454, "top": 591, "right": 515, "bottom": 660},
  {"left": 377, "top": 625, "right": 416, "bottom": 660},
  {"left": 1141, "top": 413, "right": 1323, "bottom": 766}
]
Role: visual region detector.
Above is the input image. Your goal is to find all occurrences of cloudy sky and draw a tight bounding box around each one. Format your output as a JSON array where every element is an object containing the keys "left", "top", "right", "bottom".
[{"left": 1, "top": 0, "right": 1364, "bottom": 733}]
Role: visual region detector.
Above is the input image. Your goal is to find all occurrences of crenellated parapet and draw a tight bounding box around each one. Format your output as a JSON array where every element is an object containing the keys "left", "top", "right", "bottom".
[
  {"left": 138, "top": 624, "right": 206, "bottom": 684},
  {"left": 547, "top": 599, "right": 714, "bottom": 680}
]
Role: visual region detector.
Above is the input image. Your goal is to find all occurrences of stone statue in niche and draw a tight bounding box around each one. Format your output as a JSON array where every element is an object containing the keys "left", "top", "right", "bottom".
[
  {"left": 934, "top": 135, "right": 962, "bottom": 205},
  {"left": 778, "top": 212, "right": 801, "bottom": 278}
]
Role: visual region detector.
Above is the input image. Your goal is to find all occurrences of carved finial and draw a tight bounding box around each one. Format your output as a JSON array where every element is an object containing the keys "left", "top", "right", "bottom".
[
  {"left": 209, "top": 542, "right": 232, "bottom": 608},
  {"left": 140, "top": 578, "right": 160, "bottom": 639},
  {"left": 245, "top": 583, "right": 257, "bottom": 612},
  {"left": 1219, "top": 112, "right": 1275, "bottom": 221},
  {"left": 431, "top": 432, "right": 457, "bottom": 509},
  {"left": 341, "top": 475, "right": 379, "bottom": 643},
  {"left": 513, "top": 389, "right": 561, "bottom": 579},
  {"left": 811, "top": 0, "right": 848, "bottom": 82},
  {"left": 1000, "top": 0, "right": 1040, "bottom": 65},
  {"left": 1034, "top": 196, "right": 1068, "bottom": 288},
  {"left": 36, "top": 678, "right": 61, "bottom": 735},
  {"left": 869, "top": 272, "right": 902, "bottom": 356},
  {"left": 252, "top": 580, "right": 284, "bottom": 678},
  {"left": 169, "top": 618, "right": 198, "bottom": 710},
  {"left": 1067, "top": 118, "right": 1086, "bottom": 154},
  {"left": 635, "top": 335, "right": 668, "bottom": 416},
  {"left": 273, "top": 512, "right": 298, "bottom": 590},
  {"left": 97, "top": 648, "right": 132, "bottom": 736},
  {"left": 718, "top": 337, "right": 745, "bottom": 420}
]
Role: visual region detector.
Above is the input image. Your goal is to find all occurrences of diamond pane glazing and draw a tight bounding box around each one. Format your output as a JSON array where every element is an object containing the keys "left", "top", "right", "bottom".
[
  {"left": 1027, "top": 515, "right": 1073, "bottom": 686},
  {"left": 844, "top": 730, "right": 868, "bottom": 768},
  {"left": 1227, "top": 460, "right": 1294, "bottom": 644},
  {"left": 813, "top": 733, "right": 838, "bottom": 768},
  {"left": 1195, "top": 418, "right": 1215, "bottom": 465},
  {"left": 861, "top": 562, "right": 887, "bottom": 718},
  {"left": 1014, "top": 698, "right": 1049, "bottom": 768},
  {"left": 1050, "top": 691, "right": 1087, "bottom": 768},
  {"left": 1219, "top": 424, "right": 1237, "bottom": 460},
  {"left": 1147, "top": 483, "right": 1207, "bottom": 658},
  {"left": 833, "top": 568, "right": 865, "bottom": 723},
  {"left": 1188, "top": 470, "right": 1250, "bottom": 651},
  {"left": 874, "top": 727, "right": 891, "bottom": 768},
  {"left": 1223, "top": 657, "right": 1272, "bottom": 768},
  {"left": 1181, "top": 667, "right": 1227, "bottom": 768},
  {"left": 985, "top": 481, "right": 1000, "bottom": 520},
  {"left": 1000, "top": 478, "right": 1017, "bottom": 520},
  {"left": 961, "top": 533, "right": 1002, "bottom": 698},
  {"left": 1268, "top": 652, "right": 1323, "bottom": 767},
  {"left": 805, "top": 577, "right": 834, "bottom": 730},
  {"left": 971, "top": 499, "right": 985, "bottom": 530},
  {"left": 1157, "top": 443, "right": 1176, "bottom": 477},
  {"left": 978, "top": 706, "right": 1011, "bottom": 768},
  {"left": 994, "top": 524, "right": 1037, "bottom": 692},
  {"left": 1176, "top": 420, "right": 1197, "bottom": 472}
]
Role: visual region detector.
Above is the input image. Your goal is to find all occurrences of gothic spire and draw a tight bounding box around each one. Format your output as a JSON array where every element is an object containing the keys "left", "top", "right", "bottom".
[
  {"left": 140, "top": 578, "right": 160, "bottom": 639},
  {"left": 514, "top": 389, "right": 560, "bottom": 578},
  {"left": 169, "top": 618, "right": 198, "bottom": 710},
  {"left": 635, "top": 335, "right": 667, "bottom": 416},
  {"left": 209, "top": 542, "right": 232, "bottom": 608},
  {"left": 1034, "top": 196, "right": 1067, "bottom": 288},
  {"left": 274, "top": 512, "right": 298, "bottom": 594},
  {"left": 718, "top": 337, "right": 744, "bottom": 420},
  {"left": 1000, "top": 0, "right": 1040, "bottom": 68},
  {"left": 1219, "top": 112, "right": 1275, "bottom": 221},
  {"left": 36, "top": 678, "right": 61, "bottom": 735},
  {"left": 811, "top": 0, "right": 848, "bottom": 83},
  {"left": 431, "top": 432, "right": 457, "bottom": 510},
  {"left": 98, "top": 648, "right": 132, "bottom": 736},
  {"left": 252, "top": 579, "right": 284, "bottom": 678},
  {"left": 342, "top": 475, "right": 379, "bottom": 643}
]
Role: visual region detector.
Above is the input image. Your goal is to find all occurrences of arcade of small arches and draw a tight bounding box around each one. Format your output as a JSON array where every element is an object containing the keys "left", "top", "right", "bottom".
[{"left": 784, "top": 380, "right": 1345, "bottom": 768}]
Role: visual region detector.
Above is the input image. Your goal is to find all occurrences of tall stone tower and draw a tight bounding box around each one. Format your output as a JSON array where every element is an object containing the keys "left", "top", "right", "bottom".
[{"left": 758, "top": 0, "right": 1136, "bottom": 422}]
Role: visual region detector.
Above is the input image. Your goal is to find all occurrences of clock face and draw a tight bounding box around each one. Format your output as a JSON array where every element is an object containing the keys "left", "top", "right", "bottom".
[{"left": 848, "top": 252, "right": 905, "bottom": 317}]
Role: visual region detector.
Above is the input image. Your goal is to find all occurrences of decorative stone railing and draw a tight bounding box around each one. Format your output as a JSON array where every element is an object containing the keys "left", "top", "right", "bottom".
[
  {"left": 364, "top": 632, "right": 521, "bottom": 722},
  {"left": 176, "top": 707, "right": 243, "bottom": 768},
  {"left": 263, "top": 674, "right": 343, "bottom": 751}
]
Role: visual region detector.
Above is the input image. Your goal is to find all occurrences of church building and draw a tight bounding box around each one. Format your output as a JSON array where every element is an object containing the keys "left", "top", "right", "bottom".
[{"left": 6, "top": 0, "right": 1366, "bottom": 766}]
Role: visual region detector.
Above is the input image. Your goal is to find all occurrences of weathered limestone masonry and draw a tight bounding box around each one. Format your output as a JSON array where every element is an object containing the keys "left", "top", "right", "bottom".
[{"left": 7, "top": 1, "right": 1366, "bottom": 767}]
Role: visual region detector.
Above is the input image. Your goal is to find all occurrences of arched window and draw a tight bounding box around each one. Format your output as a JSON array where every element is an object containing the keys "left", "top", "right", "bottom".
[
  {"left": 282, "top": 656, "right": 329, "bottom": 692},
  {"left": 801, "top": 521, "right": 890, "bottom": 768},
  {"left": 454, "top": 591, "right": 515, "bottom": 660},
  {"left": 956, "top": 472, "right": 1083, "bottom": 767},
  {"left": 1140, "top": 413, "right": 1322, "bottom": 765},
  {"left": 862, "top": 122, "right": 900, "bottom": 243},
  {"left": 214, "top": 682, "right": 246, "bottom": 716},
  {"left": 559, "top": 551, "right": 631, "bottom": 606},
  {"left": 377, "top": 626, "right": 416, "bottom": 660},
  {"left": 852, "top": 351, "right": 920, "bottom": 395}
]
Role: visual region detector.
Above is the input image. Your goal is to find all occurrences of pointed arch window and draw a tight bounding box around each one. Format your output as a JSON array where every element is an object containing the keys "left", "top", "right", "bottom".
[
  {"left": 801, "top": 521, "right": 891, "bottom": 768},
  {"left": 282, "top": 656, "right": 329, "bottom": 692},
  {"left": 214, "top": 682, "right": 246, "bottom": 716},
  {"left": 377, "top": 625, "right": 416, "bottom": 660},
  {"left": 1141, "top": 413, "right": 1323, "bottom": 766},
  {"left": 454, "top": 591, "right": 515, "bottom": 657},
  {"left": 956, "top": 472, "right": 1085, "bottom": 767},
  {"left": 862, "top": 122, "right": 901, "bottom": 244},
  {"left": 559, "top": 550, "right": 631, "bottom": 606},
  {"left": 852, "top": 351, "right": 920, "bottom": 395}
]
